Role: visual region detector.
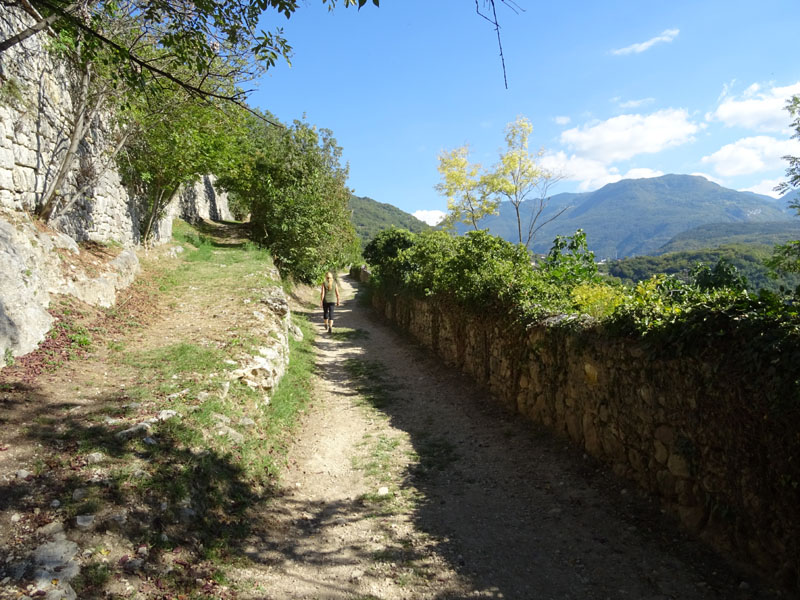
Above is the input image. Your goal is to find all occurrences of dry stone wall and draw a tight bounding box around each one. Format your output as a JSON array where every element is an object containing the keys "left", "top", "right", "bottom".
[
  {"left": 0, "top": 5, "right": 233, "bottom": 362},
  {"left": 0, "top": 5, "right": 231, "bottom": 245},
  {"left": 372, "top": 291, "right": 799, "bottom": 591}
]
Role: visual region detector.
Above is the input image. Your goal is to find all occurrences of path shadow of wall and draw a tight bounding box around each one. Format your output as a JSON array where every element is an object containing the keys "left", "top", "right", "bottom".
[{"left": 306, "top": 275, "right": 778, "bottom": 600}]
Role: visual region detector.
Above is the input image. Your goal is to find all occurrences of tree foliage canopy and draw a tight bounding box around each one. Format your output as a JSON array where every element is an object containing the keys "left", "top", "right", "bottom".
[
  {"left": 484, "top": 116, "right": 564, "bottom": 248},
  {"left": 769, "top": 95, "right": 800, "bottom": 275},
  {"left": 218, "top": 115, "right": 360, "bottom": 283},
  {"left": 436, "top": 116, "right": 563, "bottom": 246},
  {"left": 435, "top": 145, "right": 498, "bottom": 231}
]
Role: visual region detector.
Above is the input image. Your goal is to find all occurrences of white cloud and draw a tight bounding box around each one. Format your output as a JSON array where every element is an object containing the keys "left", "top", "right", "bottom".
[
  {"left": 700, "top": 135, "right": 800, "bottom": 177},
  {"left": 690, "top": 172, "right": 725, "bottom": 186},
  {"left": 554, "top": 115, "right": 571, "bottom": 125},
  {"left": 709, "top": 81, "right": 800, "bottom": 132},
  {"left": 616, "top": 97, "right": 655, "bottom": 110},
  {"left": 541, "top": 152, "right": 615, "bottom": 190},
  {"left": 611, "top": 29, "right": 679, "bottom": 56},
  {"left": 559, "top": 109, "right": 699, "bottom": 162},
  {"left": 624, "top": 167, "right": 664, "bottom": 180},
  {"left": 742, "top": 177, "right": 785, "bottom": 198},
  {"left": 541, "top": 151, "right": 663, "bottom": 192},
  {"left": 412, "top": 209, "right": 446, "bottom": 226}
]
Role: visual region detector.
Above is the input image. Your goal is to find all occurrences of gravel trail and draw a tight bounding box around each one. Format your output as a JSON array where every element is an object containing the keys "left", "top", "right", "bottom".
[{"left": 232, "top": 275, "right": 777, "bottom": 600}]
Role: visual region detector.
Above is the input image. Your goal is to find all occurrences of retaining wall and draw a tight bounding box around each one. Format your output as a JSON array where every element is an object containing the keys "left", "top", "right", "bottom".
[
  {"left": 372, "top": 290, "right": 799, "bottom": 591},
  {"left": 0, "top": 5, "right": 231, "bottom": 245}
]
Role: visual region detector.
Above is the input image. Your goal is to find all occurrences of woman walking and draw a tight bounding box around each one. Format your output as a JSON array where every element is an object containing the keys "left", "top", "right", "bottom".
[{"left": 320, "top": 271, "right": 340, "bottom": 333}]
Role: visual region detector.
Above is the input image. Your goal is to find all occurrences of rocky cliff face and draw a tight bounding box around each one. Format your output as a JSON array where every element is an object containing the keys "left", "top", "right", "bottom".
[{"left": 0, "top": 212, "right": 141, "bottom": 361}]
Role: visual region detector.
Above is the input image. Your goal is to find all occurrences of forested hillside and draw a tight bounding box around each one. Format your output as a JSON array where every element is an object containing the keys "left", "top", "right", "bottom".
[
  {"left": 655, "top": 221, "right": 800, "bottom": 254},
  {"left": 349, "top": 194, "right": 429, "bottom": 248},
  {"left": 604, "top": 244, "right": 800, "bottom": 292}
]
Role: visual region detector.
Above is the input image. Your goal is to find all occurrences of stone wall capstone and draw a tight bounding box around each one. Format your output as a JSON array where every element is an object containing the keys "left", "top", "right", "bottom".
[{"left": 372, "top": 290, "right": 800, "bottom": 592}]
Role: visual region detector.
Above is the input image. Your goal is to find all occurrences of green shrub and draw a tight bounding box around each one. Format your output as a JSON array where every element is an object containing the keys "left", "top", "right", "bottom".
[
  {"left": 571, "top": 282, "right": 625, "bottom": 318},
  {"left": 690, "top": 258, "right": 748, "bottom": 292},
  {"left": 362, "top": 227, "right": 419, "bottom": 292}
]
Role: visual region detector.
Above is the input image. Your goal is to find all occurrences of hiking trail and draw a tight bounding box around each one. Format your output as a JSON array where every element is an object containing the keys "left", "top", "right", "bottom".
[
  {"left": 0, "top": 223, "right": 778, "bottom": 599},
  {"left": 229, "top": 275, "right": 774, "bottom": 600}
]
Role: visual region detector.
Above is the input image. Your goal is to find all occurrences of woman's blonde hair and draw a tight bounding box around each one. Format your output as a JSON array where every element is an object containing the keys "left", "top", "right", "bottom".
[{"left": 325, "top": 271, "right": 334, "bottom": 280}]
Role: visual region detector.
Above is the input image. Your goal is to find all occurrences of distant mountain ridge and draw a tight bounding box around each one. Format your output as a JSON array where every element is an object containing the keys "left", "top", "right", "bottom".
[
  {"left": 456, "top": 174, "right": 795, "bottom": 258},
  {"left": 349, "top": 194, "right": 429, "bottom": 247},
  {"left": 656, "top": 221, "right": 800, "bottom": 254}
]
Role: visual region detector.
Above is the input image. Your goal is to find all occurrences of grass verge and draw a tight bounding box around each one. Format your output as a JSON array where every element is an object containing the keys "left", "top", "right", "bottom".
[{"left": 4, "top": 220, "right": 319, "bottom": 599}]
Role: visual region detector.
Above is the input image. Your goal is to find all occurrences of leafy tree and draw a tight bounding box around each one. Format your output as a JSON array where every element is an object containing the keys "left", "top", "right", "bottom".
[
  {"left": 3, "top": 0, "right": 378, "bottom": 223},
  {"left": 690, "top": 258, "right": 748, "bottom": 292},
  {"left": 436, "top": 145, "right": 498, "bottom": 231},
  {"left": 485, "top": 116, "right": 565, "bottom": 249},
  {"left": 118, "top": 83, "right": 244, "bottom": 243},
  {"left": 362, "top": 227, "right": 418, "bottom": 290},
  {"left": 363, "top": 227, "right": 417, "bottom": 268},
  {"left": 220, "top": 118, "right": 359, "bottom": 282},
  {"left": 769, "top": 95, "right": 800, "bottom": 275},
  {"left": 776, "top": 95, "right": 800, "bottom": 198},
  {"left": 21, "top": 1, "right": 269, "bottom": 223},
  {"left": 4, "top": 1, "right": 379, "bottom": 77}
]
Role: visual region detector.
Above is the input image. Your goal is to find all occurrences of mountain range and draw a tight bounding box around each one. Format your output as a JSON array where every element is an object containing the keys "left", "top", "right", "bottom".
[
  {"left": 349, "top": 194, "right": 429, "bottom": 247},
  {"left": 452, "top": 174, "right": 797, "bottom": 258}
]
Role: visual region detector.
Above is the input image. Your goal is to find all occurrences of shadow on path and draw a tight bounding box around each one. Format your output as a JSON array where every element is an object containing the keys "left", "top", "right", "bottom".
[{"left": 296, "top": 274, "right": 778, "bottom": 600}]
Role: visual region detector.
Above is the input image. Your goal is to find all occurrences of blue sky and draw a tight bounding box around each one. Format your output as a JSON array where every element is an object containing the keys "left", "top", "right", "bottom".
[{"left": 251, "top": 0, "right": 800, "bottom": 225}]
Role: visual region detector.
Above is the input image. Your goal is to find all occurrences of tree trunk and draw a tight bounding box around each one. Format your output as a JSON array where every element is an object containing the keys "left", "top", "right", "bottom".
[
  {"left": 0, "top": 2, "right": 78, "bottom": 53},
  {"left": 142, "top": 183, "right": 180, "bottom": 245},
  {"left": 53, "top": 127, "right": 132, "bottom": 218},
  {"left": 39, "top": 60, "right": 92, "bottom": 221},
  {"left": 513, "top": 202, "right": 522, "bottom": 246}
]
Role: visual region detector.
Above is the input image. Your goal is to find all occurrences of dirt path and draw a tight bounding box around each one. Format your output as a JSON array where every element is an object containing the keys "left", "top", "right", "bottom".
[
  {"left": 232, "top": 275, "right": 777, "bottom": 600},
  {"left": 0, "top": 221, "right": 780, "bottom": 599}
]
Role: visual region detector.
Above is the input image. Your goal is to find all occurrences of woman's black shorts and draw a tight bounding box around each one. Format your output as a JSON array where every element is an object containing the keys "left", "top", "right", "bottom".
[{"left": 323, "top": 301, "right": 335, "bottom": 320}]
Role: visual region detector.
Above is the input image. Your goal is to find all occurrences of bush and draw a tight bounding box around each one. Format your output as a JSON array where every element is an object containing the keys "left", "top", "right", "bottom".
[
  {"left": 571, "top": 282, "right": 625, "bottom": 319},
  {"left": 362, "top": 228, "right": 418, "bottom": 292}
]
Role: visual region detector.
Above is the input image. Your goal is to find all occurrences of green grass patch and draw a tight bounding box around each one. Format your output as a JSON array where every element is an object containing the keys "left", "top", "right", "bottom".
[
  {"left": 353, "top": 433, "right": 401, "bottom": 484},
  {"left": 254, "top": 314, "right": 316, "bottom": 477},
  {"left": 344, "top": 358, "right": 397, "bottom": 408},
  {"left": 330, "top": 327, "right": 370, "bottom": 342},
  {"left": 37, "top": 220, "right": 325, "bottom": 596},
  {"left": 124, "top": 342, "right": 229, "bottom": 376}
]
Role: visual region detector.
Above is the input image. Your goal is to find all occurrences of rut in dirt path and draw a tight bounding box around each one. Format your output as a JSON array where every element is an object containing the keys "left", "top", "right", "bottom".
[{"left": 236, "top": 275, "right": 777, "bottom": 600}]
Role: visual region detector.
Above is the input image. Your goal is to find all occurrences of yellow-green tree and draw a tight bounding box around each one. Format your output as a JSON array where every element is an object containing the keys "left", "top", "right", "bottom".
[
  {"left": 768, "top": 95, "right": 800, "bottom": 275},
  {"left": 436, "top": 145, "right": 498, "bottom": 231},
  {"left": 486, "top": 116, "right": 564, "bottom": 249}
]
